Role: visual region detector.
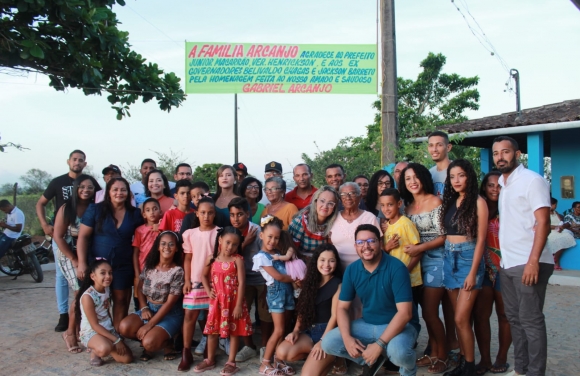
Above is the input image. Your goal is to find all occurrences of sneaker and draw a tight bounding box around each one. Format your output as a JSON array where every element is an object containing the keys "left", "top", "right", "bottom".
[
  {"left": 504, "top": 372, "right": 525, "bottom": 376},
  {"left": 362, "top": 354, "right": 387, "bottom": 376},
  {"left": 194, "top": 336, "right": 207, "bottom": 355},
  {"left": 219, "top": 337, "right": 231, "bottom": 355},
  {"left": 293, "top": 288, "right": 302, "bottom": 299},
  {"left": 235, "top": 346, "right": 257, "bottom": 362},
  {"left": 259, "top": 347, "right": 266, "bottom": 362}
]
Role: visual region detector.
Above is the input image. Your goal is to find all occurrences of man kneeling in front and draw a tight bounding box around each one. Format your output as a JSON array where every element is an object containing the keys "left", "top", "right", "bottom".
[{"left": 322, "top": 224, "right": 419, "bottom": 376}]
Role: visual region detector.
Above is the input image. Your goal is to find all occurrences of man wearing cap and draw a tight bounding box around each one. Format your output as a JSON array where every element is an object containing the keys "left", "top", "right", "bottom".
[
  {"left": 96, "top": 165, "right": 136, "bottom": 205},
  {"left": 234, "top": 163, "right": 249, "bottom": 184},
  {"left": 285, "top": 163, "right": 317, "bottom": 210},
  {"left": 259, "top": 161, "right": 291, "bottom": 205}
]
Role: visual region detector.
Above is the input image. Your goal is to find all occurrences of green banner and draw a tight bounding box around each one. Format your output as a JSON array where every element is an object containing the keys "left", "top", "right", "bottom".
[{"left": 185, "top": 42, "right": 377, "bottom": 94}]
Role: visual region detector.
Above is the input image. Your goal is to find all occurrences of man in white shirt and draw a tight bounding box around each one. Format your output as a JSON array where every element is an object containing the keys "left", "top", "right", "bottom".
[
  {"left": 0, "top": 199, "right": 25, "bottom": 258},
  {"left": 493, "top": 136, "right": 553, "bottom": 376}
]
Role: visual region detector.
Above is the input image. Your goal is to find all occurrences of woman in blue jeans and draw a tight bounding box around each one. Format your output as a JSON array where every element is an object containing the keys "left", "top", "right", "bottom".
[
  {"left": 440, "top": 159, "right": 487, "bottom": 376},
  {"left": 275, "top": 244, "right": 347, "bottom": 376}
]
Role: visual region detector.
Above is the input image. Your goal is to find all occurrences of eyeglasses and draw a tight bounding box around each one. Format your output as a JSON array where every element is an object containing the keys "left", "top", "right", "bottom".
[
  {"left": 246, "top": 185, "right": 260, "bottom": 190},
  {"left": 339, "top": 192, "right": 359, "bottom": 198},
  {"left": 264, "top": 187, "right": 282, "bottom": 193},
  {"left": 357, "top": 183, "right": 369, "bottom": 188},
  {"left": 355, "top": 238, "right": 379, "bottom": 247},
  {"left": 317, "top": 199, "right": 336, "bottom": 208},
  {"left": 378, "top": 181, "right": 392, "bottom": 188}
]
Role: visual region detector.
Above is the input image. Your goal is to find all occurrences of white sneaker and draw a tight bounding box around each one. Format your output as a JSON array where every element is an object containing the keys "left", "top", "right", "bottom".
[
  {"left": 194, "top": 336, "right": 207, "bottom": 355},
  {"left": 235, "top": 346, "right": 258, "bottom": 362}
]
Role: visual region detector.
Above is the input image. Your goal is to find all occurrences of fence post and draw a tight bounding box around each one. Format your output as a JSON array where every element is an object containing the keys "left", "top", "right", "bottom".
[{"left": 12, "top": 183, "right": 18, "bottom": 206}]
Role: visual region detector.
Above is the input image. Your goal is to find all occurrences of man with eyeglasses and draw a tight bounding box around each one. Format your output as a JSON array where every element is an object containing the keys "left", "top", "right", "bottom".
[
  {"left": 285, "top": 163, "right": 317, "bottom": 210},
  {"left": 322, "top": 224, "right": 420, "bottom": 376},
  {"left": 170, "top": 163, "right": 194, "bottom": 195}
]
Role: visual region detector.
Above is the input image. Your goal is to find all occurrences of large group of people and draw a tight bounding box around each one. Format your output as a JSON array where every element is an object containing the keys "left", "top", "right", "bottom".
[{"left": 0, "top": 132, "right": 566, "bottom": 376}]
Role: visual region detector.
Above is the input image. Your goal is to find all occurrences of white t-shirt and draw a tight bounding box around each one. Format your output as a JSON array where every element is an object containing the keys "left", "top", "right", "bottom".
[
  {"left": 430, "top": 165, "right": 447, "bottom": 199},
  {"left": 252, "top": 252, "right": 277, "bottom": 286},
  {"left": 498, "top": 164, "right": 553, "bottom": 269},
  {"left": 4, "top": 206, "right": 24, "bottom": 239}
]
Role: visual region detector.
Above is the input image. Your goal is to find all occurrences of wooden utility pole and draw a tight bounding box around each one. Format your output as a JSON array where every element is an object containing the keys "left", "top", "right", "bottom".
[
  {"left": 380, "top": 0, "right": 398, "bottom": 166},
  {"left": 234, "top": 94, "right": 239, "bottom": 164}
]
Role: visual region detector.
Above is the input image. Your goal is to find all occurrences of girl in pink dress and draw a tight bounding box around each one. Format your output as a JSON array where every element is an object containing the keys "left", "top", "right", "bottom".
[{"left": 195, "top": 226, "right": 253, "bottom": 375}]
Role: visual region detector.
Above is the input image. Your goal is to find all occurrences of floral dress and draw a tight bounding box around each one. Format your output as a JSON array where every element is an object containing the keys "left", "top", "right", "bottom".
[{"left": 203, "top": 254, "right": 253, "bottom": 338}]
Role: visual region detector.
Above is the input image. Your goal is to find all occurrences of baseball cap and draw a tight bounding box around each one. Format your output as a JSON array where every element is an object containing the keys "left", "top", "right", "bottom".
[
  {"left": 235, "top": 162, "right": 248, "bottom": 174},
  {"left": 265, "top": 161, "right": 282, "bottom": 174},
  {"left": 102, "top": 164, "right": 121, "bottom": 175}
]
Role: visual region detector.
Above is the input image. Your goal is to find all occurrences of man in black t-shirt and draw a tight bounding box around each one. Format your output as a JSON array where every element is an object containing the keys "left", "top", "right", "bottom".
[{"left": 35, "top": 149, "right": 99, "bottom": 332}]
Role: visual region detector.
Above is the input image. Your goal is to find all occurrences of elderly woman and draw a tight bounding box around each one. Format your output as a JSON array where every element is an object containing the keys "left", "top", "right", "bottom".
[
  {"left": 330, "top": 182, "right": 382, "bottom": 272},
  {"left": 260, "top": 176, "right": 298, "bottom": 230},
  {"left": 563, "top": 201, "right": 580, "bottom": 239},
  {"left": 239, "top": 177, "right": 265, "bottom": 224},
  {"left": 288, "top": 186, "right": 339, "bottom": 258}
]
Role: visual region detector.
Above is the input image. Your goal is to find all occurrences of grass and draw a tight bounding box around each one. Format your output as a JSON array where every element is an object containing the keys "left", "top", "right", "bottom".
[{"left": 0, "top": 194, "right": 54, "bottom": 236}]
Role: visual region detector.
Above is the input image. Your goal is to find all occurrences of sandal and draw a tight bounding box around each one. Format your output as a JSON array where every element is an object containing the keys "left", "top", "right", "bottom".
[
  {"left": 428, "top": 358, "right": 450, "bottom": 374},
  {"left": 220, "top": 361, "right": 240, "bottom": 376},
  {"left": 259, "top": 359, "right": 285, "bottom": 376},
  {"left": 62, "top": 332, "right": 82, "bottom": 354},
  {"left": 490, "top": 362, "right": 510, "bottom": 374},
  {"left": 90, "top": 356, "right": 104, "bottom": 367},
  {"left": 193, "top": 359, "right": 216, "bottom": 373},
  {"left": 332, "top": 358, "right": 348, "bottom": 375},
  {"left": 417, "top": 354, "right": 435, "bottom": 367},
  {"left": 475, "top": 363, "right": 491, "bottom": 376},
  {"left": 274, "top": 356, "right": 295, "bottom": 375},
  {"left": 140, "top": 350, "right": 153, "bottom": 362}
]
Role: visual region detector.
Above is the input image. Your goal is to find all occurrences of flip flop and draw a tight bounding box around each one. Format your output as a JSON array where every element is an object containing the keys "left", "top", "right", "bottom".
[
  {"left": 90, "top": 356, "right": 104, "bottom": 367},
  {"left": 490, "top": 362, "right": 510, "bottom": 374},
  {"left": 475, "top": 363, "right": 490, "bottom": 376},
  {"left": 140, "top": 350, "right": 153, "bottom": 361},
  {"left": 220, "top": 361, "right": 240, "bottom": 376}
]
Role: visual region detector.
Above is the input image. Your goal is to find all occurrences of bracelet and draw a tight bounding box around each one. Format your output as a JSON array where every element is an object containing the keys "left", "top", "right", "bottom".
[
  {"left": 113, "top": 337, "right": 122, "bottom": 345},
  {"left": 375, "top": 338, "right": 388, "bottom": 351},
  {"left": 141, "top": 306, "right": 150, "bottom": 311}
]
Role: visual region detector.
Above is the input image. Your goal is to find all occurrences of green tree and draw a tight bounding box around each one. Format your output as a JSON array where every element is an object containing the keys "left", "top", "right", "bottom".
[
  {"left": 0, "top": 182, "right": 22, "bottom": 196},
  {"left": 302, "top": 52, "right": 481, "bottom": 181},
  {"left": 193, "top": 163, "right": 222, "bottom": 193},
  {"left": 0, "top": 135, "right": 27, "bottom": 152},
  {"left": 0, "top": 0, "right": 184, "bottom": 120},
  {"left": 123, "top": 149, "right": 193, "bottom": 184},
  {"left": 20, "top": 168, "right": 52, "bottom": 194}
]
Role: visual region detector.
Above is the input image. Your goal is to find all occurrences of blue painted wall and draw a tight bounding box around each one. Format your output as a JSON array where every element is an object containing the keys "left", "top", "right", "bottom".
[{"left": 551, "top": 129, "right": 580, "bottom": 270}]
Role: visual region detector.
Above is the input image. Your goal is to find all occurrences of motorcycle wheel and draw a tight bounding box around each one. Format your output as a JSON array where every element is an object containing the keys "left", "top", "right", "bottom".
[
  {"left": 27, "top": 254, "right": 44, "bottom": 283},
  {"left": 0, "top": 253, "right": 22, "bottom": 276}
]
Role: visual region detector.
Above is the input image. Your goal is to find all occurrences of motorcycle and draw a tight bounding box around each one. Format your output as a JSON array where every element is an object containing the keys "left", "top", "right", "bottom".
[{"left": 0, "top": 233, "right": 44, "bottom": 282}]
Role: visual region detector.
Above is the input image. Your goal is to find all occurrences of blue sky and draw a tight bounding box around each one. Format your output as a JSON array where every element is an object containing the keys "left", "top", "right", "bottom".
[{"left": 1, "top": 0, "right": 579, "bottom": 186}]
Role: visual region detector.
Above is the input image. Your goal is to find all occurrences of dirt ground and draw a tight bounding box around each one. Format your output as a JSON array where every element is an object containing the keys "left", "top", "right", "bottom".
[{"left": 0, "top": 270, "right": 578, "bottom": 376}]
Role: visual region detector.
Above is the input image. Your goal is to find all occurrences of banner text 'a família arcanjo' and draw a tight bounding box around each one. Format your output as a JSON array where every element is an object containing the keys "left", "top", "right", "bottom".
[{"left": 185, "top": 42, "right": 377, "bottom": 94}]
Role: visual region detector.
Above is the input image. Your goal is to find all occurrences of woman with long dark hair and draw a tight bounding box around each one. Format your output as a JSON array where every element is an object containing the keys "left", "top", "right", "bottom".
[
  {"left": 399, "top": 163, "right": 449, "bottom": 373},
  {"left": 144, "top": 169, "right": 173, "bottom": 215},
  {"left": 439, "top": 159, "right": 487, "bottom": 376},
  {"left": 54, "top": 174, "right": 99, "bottom": 353},
  {"left": 365, "top": 169, "right": 394, "bottom": 217},
  {"left": 119, "top": 231, "right": 184, "bottom": 361},
  {"left": 77, "top": 177, "right": 144, "bottom": 330},
  {"left": 473, "top": 171, "right": 512, "bottom": 375},
  {"left": 275, "top": 244, "right": 346, "bottom": 376}
]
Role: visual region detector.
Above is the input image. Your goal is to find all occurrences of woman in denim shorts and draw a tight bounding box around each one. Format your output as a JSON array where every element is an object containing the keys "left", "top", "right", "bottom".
[
  {"left": 275, "top": 244, "right": 347, "bottom": 376},
  {"left": 119, "top": 231, "right": 185, "bottom": 361},
  {"left": 399, "top": 163, "right": 450, "bottom": 373},
  {"left": 440, "top": 160, "right": 487, "bottom": 376}
]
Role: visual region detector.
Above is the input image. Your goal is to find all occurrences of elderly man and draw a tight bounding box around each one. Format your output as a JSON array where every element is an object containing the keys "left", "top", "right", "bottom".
[
  {"left": 322, "top": 224, "right": 419, "bottom": 376},
  {"left": 285, "top": 163, "right": 317, "bottom": 210},
  {"left": 493, "top": 136, "right": 553, "bottom": 376},
  {"left": 393, "top": 161, "right": 409, "bottom": 189}
]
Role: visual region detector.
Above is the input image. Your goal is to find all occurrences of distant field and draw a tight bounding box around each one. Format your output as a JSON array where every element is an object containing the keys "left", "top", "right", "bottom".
[{"left": 0, "top": 194, "right": 54, "bottom": 236}]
